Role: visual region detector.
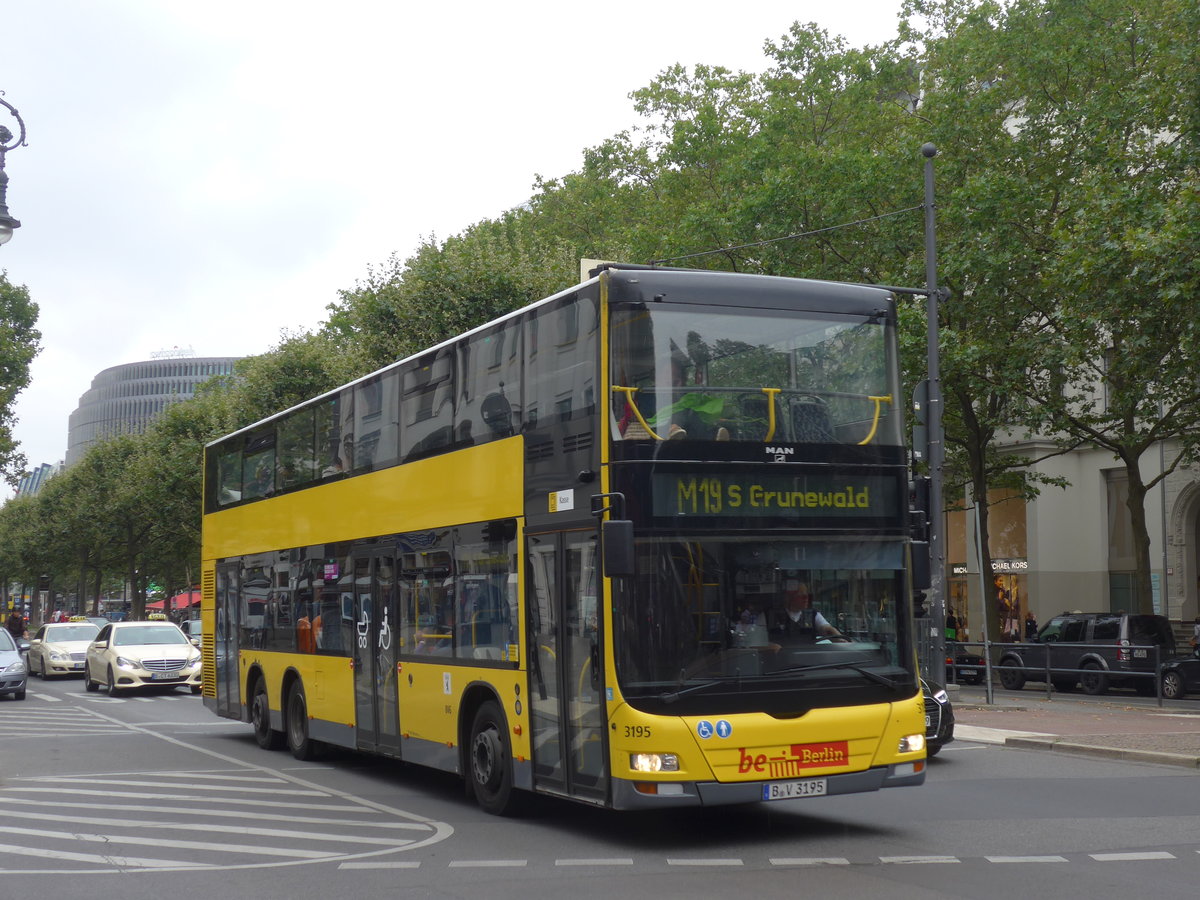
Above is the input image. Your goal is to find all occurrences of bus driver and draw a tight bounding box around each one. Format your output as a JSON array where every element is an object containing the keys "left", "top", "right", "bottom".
[{"left": 768, "top": 579, "right": 843, "bottom": 649}]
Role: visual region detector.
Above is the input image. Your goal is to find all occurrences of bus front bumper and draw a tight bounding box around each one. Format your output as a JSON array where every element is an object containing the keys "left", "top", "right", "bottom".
[{"left": 610, "top": 761, "right": 925, "bottom": 810}]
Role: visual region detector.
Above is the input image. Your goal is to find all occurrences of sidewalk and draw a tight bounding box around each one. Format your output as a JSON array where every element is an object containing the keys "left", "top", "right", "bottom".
[{"left": 946, "top": 686, "right": 1200, "bottom": 769}]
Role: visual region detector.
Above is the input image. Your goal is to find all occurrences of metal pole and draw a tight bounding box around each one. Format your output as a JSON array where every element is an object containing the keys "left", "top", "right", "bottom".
[
  {"left": 974, "top": 496, "right": 995, "bottom": 704},
  {"left": 922, "top": 143, "right": 947, "bottom": 686}
]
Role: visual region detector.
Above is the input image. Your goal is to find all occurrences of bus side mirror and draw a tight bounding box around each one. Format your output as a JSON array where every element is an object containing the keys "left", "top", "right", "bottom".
[
  {"left": 602, "top": 519, "right": 635, "bottom": 578},
  {"left": 910, "top": 541, "right": 931, "bottom": 591}
]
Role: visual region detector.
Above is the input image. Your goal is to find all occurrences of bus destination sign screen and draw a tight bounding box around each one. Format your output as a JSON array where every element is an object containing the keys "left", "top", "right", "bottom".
[{"left": 651, "top": 472, "right": 900, "bottom": 521}]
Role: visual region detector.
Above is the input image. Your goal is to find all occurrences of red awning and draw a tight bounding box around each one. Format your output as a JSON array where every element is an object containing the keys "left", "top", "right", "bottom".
[{"left": 147, "top": 590, "right": 201, "bottom": 611}]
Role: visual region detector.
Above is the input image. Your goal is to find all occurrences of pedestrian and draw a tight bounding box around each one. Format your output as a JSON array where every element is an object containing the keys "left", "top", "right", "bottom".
[
  {"left": 1191, "top": 616, "right": 1199, "bottom": 650},
  {"left": 5, "top": 609, "right": 26, "bottom": 640},
  {"left": 1024, "top": 611, "right": 1038, "bottom": 641}
]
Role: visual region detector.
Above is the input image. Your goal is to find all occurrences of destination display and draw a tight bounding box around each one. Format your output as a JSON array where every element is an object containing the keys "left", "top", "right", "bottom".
[{"left": 651, "top": 472, "right": 900, "bottom": 520}]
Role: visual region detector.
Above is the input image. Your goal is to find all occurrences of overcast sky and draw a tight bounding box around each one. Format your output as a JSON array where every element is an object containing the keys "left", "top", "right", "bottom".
[{"left": 0, "top": 0, "right": 905, "bottom": 492}]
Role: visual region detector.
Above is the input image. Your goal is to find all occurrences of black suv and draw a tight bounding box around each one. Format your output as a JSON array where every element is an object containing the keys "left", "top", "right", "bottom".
[{"left": 996, "top": 613, "right": 1175, "bottom": 696}]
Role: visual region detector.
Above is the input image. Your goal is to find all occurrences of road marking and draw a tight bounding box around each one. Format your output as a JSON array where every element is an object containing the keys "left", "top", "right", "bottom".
[
  {"left": 339, "top": 861, "right": 421, "bottom": 869},
  {"left": 986, "top": 856, "right": 1068, "bottom": 863},
  {"left": 667, "top": 858, "right": 744, "bottom": 866},
  {"left": 0, "top": 796, "right": 430, "bottom": 828},
  {"left": 0, "top": 825, "right": 342, "bottom": 859},
  {"left": 0, "top": 842, "right": 211, "bottom": 869},
  {"left": 881, "top": 856, "right": 960, "bottom": 864},
  {"left": 556, "top": 858, "right": 635, "bottom": 866},
  {"left": 1090, "top": 851, "right": 1175, "bottom": 861},
  {"left": 448, "top": 860, "right": 528, "bottom": 868},
  {"left": 771, "top": 858, "right": 851, "bottom": 866}
]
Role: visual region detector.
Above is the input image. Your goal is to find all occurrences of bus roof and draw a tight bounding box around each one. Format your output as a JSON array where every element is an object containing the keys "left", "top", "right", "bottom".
[{"left": 207, "top": 266, "right": 897, "bottom": 449}]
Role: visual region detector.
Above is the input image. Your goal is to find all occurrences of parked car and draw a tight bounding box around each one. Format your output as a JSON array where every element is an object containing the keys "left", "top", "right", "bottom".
[
  {"left": 922, "top": 677, "right": 954, "bottom": 757},
  {"left": 1160, "top": 646, "right": 1200, "bottom": 700},
  {"left": 0, "top": 627, "right": 29, "bottom": 700},
  {"left": 84, "top": 620, "right": 202, "bottom": 696},
  {"left": 27, "top": 621, "right": 101, "bottom": 678},
  {"left": 946, "top": 648, "right": 986, "bottom": 685},
  {"left": 996, "top": 612, "right": 1174, "bottom": 696}
]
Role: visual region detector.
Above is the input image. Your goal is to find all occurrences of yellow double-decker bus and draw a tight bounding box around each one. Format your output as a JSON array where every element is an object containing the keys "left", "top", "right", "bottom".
[{"left": 201, "top": 264, "right": 928, "bottom": 814}]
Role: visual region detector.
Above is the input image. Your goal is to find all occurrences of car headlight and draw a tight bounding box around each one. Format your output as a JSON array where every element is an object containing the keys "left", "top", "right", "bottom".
[
  {"left": 932, "top": 688, "right": 948, "bottom": 704},
  {"left": 3, "top": 660, "right": 27, "bottom": 675},
  {"left": 115, "top": 656, "right": 139, "bottom": 669},
  {"left": 187, "top": 653, "right": 201, "bottom": 667},
  {"left": 49, "top": 649, "right": 69, "bottom": 661}
]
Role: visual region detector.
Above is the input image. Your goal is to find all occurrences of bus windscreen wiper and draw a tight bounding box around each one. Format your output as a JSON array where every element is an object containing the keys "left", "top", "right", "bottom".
[
  {"left": 768, "top": 660, "right": 901, "bottom": 689},
  {"left": 657, "top": 674, "right": 746, "bottom": 704}
]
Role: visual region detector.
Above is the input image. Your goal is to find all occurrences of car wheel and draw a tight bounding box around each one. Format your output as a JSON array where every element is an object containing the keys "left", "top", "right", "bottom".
[
  {"left": 469, "top": 699, "right": 522, "bottom": 815},
  {"left": 14, "top": 689, "right": 25, "bottom": 700},
  {"left": 286, "top": 681, "right": 320, "bottom": 761},
  {"left": 251, "top": 678, "right": 284, "bottom": 750},
  {"left": 997, "top": 660, "right": 1026, "bottom": 691},
  {"left": 106, "top": 665, "right": 124, "bottom": 697},
  {"left": 1079, "top": 662, "right": 1108, "bottom": 695},
  {"left": 926, "top": 743, "right": 941, "bottom": 758},
  {"left": 1162, "top": 670, "right": 1186, "bottom": 700},
  {"left": 84, "top": 664, "right": 99, "bottom": 692},
  {"left": 190, "top": 685, "right": 202, "bottom": 695}
]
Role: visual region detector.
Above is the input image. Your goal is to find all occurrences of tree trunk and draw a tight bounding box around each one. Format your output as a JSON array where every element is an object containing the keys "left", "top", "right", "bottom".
[{"left": 1123, "top": 458, "right": 1154, "bottom": 616}]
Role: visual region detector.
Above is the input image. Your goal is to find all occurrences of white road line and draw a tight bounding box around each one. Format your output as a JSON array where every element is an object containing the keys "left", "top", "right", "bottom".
[
  {"left": 0, "top": 796, "right": 429, "bottom": 828},
  {"left": 771, "top": 858, "right": 851, "bottom": 866},
  {"left": 1, "top": 842, "right": 211, "bottom": 868},
  {"left": 1090, "top": 851, "right": 1175, "bottom": 861},
  {"left": 26, "top": 692, "right": 62, "bottom": 701},
  {"left": 555, "top": 858, "right": 635, "bottom": 866},
  {"left": 986, "top": 856, "right": 1068, "bottom": 863},
  {"left": 5, "top": 787, "right": 364, "bottom": 811},
  {"left": 880, "top": 856, "right": 960, "bottom": 864},
  {"left": 448, "top": 860, "right": 528, "bottom": 868},
  {"left": 339, "top": 861, "right": 422, "bottom": 869},
  {"left": 0, "top": 825, "right": 340, "bottom": 859},
  {"left": 0, "top": 809, "right": 418, "bottom": 846},
  {"left": 667, "top": 858, "right": 744, "bottom": 866},
  {"left": 9, "top": 782, "right": 326, "bottom": 797}
]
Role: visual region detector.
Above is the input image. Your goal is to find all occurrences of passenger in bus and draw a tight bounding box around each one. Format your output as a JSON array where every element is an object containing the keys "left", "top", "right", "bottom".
[
  {"left": 767, "top": 580, "right": 843, "bottom": 649},
  {"left": 651, "top": 346, "right": 730, "bottom": 441}
]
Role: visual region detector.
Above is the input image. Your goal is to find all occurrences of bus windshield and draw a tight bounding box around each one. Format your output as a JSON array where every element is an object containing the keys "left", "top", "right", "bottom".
[
  {"left": 610, "top": 304, "right": 901, "bottom": 445},
  {"left": 612, "top": 536, "right": 913, "bottom": 712}
]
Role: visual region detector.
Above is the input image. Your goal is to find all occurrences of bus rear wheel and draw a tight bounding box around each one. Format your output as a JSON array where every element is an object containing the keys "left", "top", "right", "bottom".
[
  {"left": 252, "top": 677, "right": 284, "bottom": 750},
  {"left": 469, "top": 700, "right": 520, "bottom": 816},
  {"left": 286, "top": 682, "right": 320, "bottom": 761}
]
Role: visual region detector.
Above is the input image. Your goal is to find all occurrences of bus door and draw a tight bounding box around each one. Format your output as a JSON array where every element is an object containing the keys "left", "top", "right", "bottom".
[
  {"left": 215, "top": 563, "right": 240, "bottom": 719},
  {"left": 526, "top": 529, "right": 607, "bottom": 804},
  {"left": 351, "top": 551, "right": 401, "bottom": 756}
]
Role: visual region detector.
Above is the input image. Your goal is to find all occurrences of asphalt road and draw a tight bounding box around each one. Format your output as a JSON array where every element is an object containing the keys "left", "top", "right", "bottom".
[{"left": 3, "top": 674, "right": 1200, "bottom": 899}]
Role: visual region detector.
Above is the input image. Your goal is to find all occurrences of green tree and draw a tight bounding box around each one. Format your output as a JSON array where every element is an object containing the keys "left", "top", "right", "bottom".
[
  {"left": 909, "top": 0, "right": 1200, "bottom": 616},
  {"left": 325, "top": 212, "right": 579, "bottom": 370},
  {"left": 0, "top": 271, "right": 41, "bottom": 484}
]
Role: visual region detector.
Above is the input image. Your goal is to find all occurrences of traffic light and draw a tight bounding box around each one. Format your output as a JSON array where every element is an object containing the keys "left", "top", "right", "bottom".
[{"left": 909, "top": 476, "right": 931, "bottom": 543}]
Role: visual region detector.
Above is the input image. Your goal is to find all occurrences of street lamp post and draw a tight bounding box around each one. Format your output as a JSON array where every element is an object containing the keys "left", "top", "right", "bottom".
[{"left": 0, "top": 92, "right": 28, "bottom": 246}]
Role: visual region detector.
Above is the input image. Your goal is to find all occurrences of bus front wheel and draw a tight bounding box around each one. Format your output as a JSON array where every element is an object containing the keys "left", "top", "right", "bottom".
[
  {"left": 469, "top": 700, "right": 520, "bottom": 815},
  {"left": 286, "top": 682, "right": 320, "bottom": 761}
]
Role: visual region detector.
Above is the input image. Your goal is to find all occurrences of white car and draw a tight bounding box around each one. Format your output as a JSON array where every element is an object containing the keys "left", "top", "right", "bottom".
[
  {"left": 84, "top": 621, "right": 202, "bottom": 695},
  {"left": 27, "top": 621, "right": 101, "bottom": 677}
]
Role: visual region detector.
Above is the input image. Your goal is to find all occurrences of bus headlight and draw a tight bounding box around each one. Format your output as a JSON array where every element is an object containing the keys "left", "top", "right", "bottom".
[
  {"left": 630, "top": 752, "right": 680, "bottom": 773},
  {"left": 898, "top": 733, "right": 926, "bottom": 754}
]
